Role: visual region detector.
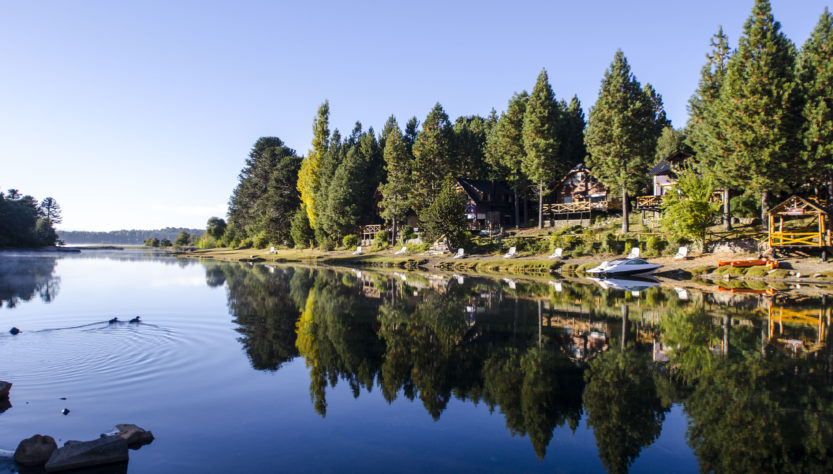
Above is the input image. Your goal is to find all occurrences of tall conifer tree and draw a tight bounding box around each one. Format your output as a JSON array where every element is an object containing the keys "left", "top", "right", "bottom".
[
  {"left": 486, "top": 91, "right": 528, "bottom": 228},
  {"left": 687, "top": 27, "right": 733, "bottom": 229},
  {"left": 412, "top": 103, "right": 454, "bottom": 212},
  {"left": 715, "top": 0, "right": 801, "bottom": 225},
  {"left": 378, "top": 121, "right": 413, "bottom": 243},
  {"left": 798, "top": 8, "right": 833, "bottom": 199},
  {"left": 297, "top": 101, "right": 330, "bottom": 227},
  {"left": 585, "top": 50, "right": 664, "bottom": 233},
  {"left": 522, "top": 69, "right": 565, "bottom": 229}
]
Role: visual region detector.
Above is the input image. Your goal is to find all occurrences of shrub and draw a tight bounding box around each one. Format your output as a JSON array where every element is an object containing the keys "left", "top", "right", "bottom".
[
  {"left": 238, "top": 237, "right": 253, "bottom": 249},
  {"left": 599, "top": 232, "right": 621, "bottom": 254},
  {"left": 371, "top": 230, "right": 391, "bottom": 251},
  {"left": 342, "top": 234, "right": 358, "bottom": 249},
  {"left": 645, "top": 235, "right": 666, "bottom": 256},
  {"left": 290, "top": 207, "right": 314, "bottom": 249},
  {"left": 401, "top": 226, "right": 416, "bottom": 241},
  {"left": 253, "top": 231, "right": 270, "bottom": 249}
]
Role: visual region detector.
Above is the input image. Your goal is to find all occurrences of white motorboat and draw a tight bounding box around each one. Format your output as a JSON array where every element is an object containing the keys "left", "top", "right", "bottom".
[
  {"left": 588, "top": 276, "right": 659, "bottom": 295},
  {"left": 586, "top": 258, "right": 661, "bottom": 276}
]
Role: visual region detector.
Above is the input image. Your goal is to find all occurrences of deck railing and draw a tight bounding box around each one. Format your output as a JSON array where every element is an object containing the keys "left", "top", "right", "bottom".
[
  {"left": 543, "top": 200, "right": 621, "bottom": 215},
  {"left": 636, "top": 195, "right": 662, "bottom": 209},
  {"left": 769, "top": 231, "right": 827, "bottom": 247}
]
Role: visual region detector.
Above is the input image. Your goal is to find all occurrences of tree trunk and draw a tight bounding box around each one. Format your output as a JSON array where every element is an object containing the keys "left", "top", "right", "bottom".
[
  {"left": 392, "top": 216, "right": 397, "bottom": 246},
  {"left": 761, "top": 191, "right": 769, "bottom": 231},
  {"left": 621, "top": 304, "right": 629, "bottom": 351},
  {"left": 723, "top": 314, "right": 730, "bottom": 358},
  {"left": 621, "top": 184, "right": 629, "bottom": 234},
  {"left": 523, "top": 195, "right": 528, "bottom": 227},
  {"left": 828, "top": 180, "right": 833, "bottom": 204},
  {"left": 514, "top": 189, "right": 520, "bottom": 229},
  {"left": 723, "top": 188, "right": 731, "bottom": 231},
  {"left": 538, "top": 182, "right": 544, "bottom": 229}
]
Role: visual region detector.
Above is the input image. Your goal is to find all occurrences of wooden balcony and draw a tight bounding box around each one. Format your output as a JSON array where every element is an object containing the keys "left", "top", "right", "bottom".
[
  {"left": 636, "top": 195, "right": 662, "bottom": 210},
  {"left": 543, "top": 200, "right": 621, "bottom": 215}
]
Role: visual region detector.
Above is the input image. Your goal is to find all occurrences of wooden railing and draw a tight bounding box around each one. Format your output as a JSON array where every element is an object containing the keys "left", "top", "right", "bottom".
[
  {"left": 543, "top": 200, "right": 621, "bottom": 215},
  {"left": 636, "top": 195, "right": 662, "bottom": 209},
  {"left": 769, "top": 231, "right": 827, "bottom": 247}
]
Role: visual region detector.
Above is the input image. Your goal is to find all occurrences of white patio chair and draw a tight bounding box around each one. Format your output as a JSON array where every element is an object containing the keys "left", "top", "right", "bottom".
[
  {"left": 674, "top": 246, "right": 688, "bottom": 260},
  {"left": 394, "top": 246, "right": 407, "bottom": 255},
  {"left": 266, "top": 246, "right": 276, "bottom": 254},
  {"left": 548, "top": 247, "right": 563, "bottom": 259},
  {"left": 503, "top": 246, "right": 517, "bottom": 259},
  {"left": 352, "top": 246, "right": 362, "bottom": 255},
  {"left": 453, "top": 248, "right": 465, "bottom": 259},
  {"left": 628, "top": 246, "right": 640, "bottom": 259}
]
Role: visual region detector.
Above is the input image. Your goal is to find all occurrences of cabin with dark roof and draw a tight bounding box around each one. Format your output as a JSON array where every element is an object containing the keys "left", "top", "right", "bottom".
[
  {"left": 544, "top": 164, "right": 621, "bottom": 218},
  {"left": 454, "top": 178, "right": 514, "bottom": 230},
  {"left": 637, "top": 150, "right": 723, "bottom": 211}
]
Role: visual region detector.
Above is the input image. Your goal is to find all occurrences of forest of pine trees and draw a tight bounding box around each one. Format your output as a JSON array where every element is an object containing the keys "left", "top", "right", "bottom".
[{"left": 213, "top": 0, "right": 832, "bottom": 249}]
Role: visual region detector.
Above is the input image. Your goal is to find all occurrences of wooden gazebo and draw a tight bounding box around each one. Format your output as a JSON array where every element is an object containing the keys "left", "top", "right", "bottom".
[{"left": 767, "top": 196, "right": 830, "bottom": 249}]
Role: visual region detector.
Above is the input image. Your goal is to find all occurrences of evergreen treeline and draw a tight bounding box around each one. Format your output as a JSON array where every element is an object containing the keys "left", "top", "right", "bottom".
[
  {"left": 59, "top": 227, "right": 204, "bottom": 245},
  {"left": 0, "top": 188, "right": 61, "bottom": 248},
  {"left": 214, "top": 0, "right": 833, "bottom": 248}
]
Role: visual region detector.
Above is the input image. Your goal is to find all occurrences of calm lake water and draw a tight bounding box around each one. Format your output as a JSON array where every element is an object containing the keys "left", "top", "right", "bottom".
[{"left": 1, "top": 250, "right": 832, "bottom": 473}]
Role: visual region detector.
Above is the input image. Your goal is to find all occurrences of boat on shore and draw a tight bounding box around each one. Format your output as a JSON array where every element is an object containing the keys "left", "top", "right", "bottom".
[{"left": 586, "top": 258, "right": 661, "bottom": 276}]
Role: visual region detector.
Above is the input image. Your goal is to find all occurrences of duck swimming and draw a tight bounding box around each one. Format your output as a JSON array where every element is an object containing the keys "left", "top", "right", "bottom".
[
  {"left": 129, "top": 316, "right": 141, "bottom": 323},
  {"left": 108, "top": 317, "right": 119, "bottom": 324},
  {"left": 9, "top": 327, "right": 20, "bottom": 335}
]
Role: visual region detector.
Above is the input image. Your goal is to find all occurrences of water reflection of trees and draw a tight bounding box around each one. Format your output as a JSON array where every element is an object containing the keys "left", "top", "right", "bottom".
[
  {"left": 0, "top": 254, "right": 60, "bottom": 308},
  {"left": 211, "top": 261, "right": 833, "bottom": 471}
]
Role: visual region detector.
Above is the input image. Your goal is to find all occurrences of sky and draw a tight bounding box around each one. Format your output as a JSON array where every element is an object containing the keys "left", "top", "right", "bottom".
[{"left": 1, "top": 0, "right": 830, "bottom": 232}]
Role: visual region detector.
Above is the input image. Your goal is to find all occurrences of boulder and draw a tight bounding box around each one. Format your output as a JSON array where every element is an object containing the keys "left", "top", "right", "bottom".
[
  {"left": 114, "top": 424, "right": 154, "bottom": 449},
  {"left": 0, "top": 381, "right": 10, "bottom": 398},
  {"left": 14, "top": 434, "right": 58, "bottom": 466},
  {"left": 44, "top": 436, "right": 128, "bottom": 472},
  {"left": 0, "top": 397, "right": 10, "bottom": 414}
]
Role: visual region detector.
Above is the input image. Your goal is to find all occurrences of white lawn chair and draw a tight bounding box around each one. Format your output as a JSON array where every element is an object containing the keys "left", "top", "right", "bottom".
[
  {"left": 266, "top": 246, "right": 276, "bottom": 254},
  {"left": 352, "top": 246, "right": 362, "bottom": 255},
  {"left": 628, "top": 246, "right": 640, "bottom": 259},
  {"left": 453, "top": 248, "right": 465, "bottom": 259},
  {"left": 503, "top": 246, "right": 517, "bottom": 259},
  {"left": 503, "top": 278, "right": 517, "bottom": 289},
  {"left": 548, "top": 247, "right": 563, "bottom": 259},
  {"left": 394, "top": 246, "right": 407, "bottom": 255},
  {"left": 674, "top": 246, "right": 688, "bottom": 260}
]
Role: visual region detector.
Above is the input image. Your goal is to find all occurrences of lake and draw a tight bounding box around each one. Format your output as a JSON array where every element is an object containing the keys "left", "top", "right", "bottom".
[{"left": 1, "top": 249, "right": 832, "bottom": 473}]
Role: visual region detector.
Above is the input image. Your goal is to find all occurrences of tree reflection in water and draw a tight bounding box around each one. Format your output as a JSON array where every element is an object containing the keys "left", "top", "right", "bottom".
[
  {"left": 0, "top": 254, "right": 60, "bottom": 308},
  {"left": 210, "top": 261, "right": 833, "bottom": 472}
]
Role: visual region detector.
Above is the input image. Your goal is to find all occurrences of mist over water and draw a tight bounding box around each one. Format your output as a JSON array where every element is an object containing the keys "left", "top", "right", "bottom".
[{"left": 1, "top": 250, "right": 831, "bottom": 473}]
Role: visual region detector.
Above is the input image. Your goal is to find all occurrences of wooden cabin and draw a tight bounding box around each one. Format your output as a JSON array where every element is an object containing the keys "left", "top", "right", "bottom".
[
  {"left": 545, "top": 164, "right": 620, "bottom": 217},
  {"left": 767, "top": 195, "right": 831, "bottom": 250},
  {"left": 637, "top": 151, "right": 723, "bottom": 211},
  {"left": 636, "top": 151, "right": 692, "bottom": 210},
  {"left": 454, "top": 178, "right": 514, "bottom": 230}
]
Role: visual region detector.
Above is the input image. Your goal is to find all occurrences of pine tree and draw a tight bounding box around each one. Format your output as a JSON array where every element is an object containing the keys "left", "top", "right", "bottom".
[
  {"left": 687, "top": 27, "right": 733, "bottom": 229},
  {"left": 297, "top": 101, "right": 330, "bottom": 228},
  {"left": 585, "top": 50, "right": 664, "bottom": 233},
  {"left": 654, "top": 127, "right": 689, "bottom": 162},
  {"left": 561, "top": 95, "right": 587, "bottom": 169},
  {"left": 312, "top": 129, "right": 343, "bottom": 246},
  {"left": 451, "top": 115, "right": 490, "bottom": 179},
  {"left": 378, "top": 122, "right": 413, "bottom": 243},
  {"left": 715, "top": 0, "right": 801, "bottom": 225},
  {"left": 798, "top": 8, "right": 833, "bottom": 199},
  {"left": 522, "top": 69, "right": 565, "bottom": 229},
  {"left": 412, "top": 103, "right": 454, "bottom": 212},
  {"left": 485, "top": 91, "right": 528, "bottom": 228}
]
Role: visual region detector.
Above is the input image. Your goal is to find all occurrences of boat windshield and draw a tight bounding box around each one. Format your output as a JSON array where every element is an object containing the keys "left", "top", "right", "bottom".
[{"left": 624, "top": 259, "right": 649, "bottom": 265}]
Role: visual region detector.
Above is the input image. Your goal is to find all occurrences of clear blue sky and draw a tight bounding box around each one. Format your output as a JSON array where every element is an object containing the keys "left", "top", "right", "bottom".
[{"left": 1, "top": 0, "right": 829, "bottom": 231}]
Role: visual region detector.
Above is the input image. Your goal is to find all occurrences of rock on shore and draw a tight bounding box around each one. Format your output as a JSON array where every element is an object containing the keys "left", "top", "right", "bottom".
[
  {"left": 45, "top": 436, "right": 128, "bottom": 472},
  {"left": 114, "top": 424, "right": 154, "bottom": 449},
  {"left": 0, "top": 381, "right": 10, "bottom": 398},
  {"left": 14, "top": 434, "right": 57, "bottom": 466}
]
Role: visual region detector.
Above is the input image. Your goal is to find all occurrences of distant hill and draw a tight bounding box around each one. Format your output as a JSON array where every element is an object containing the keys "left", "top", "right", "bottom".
[{"left": 58, "top": 227, "right": 205, "bottom": 245}]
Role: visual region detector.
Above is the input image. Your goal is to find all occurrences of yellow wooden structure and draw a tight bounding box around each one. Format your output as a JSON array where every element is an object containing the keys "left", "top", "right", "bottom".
[{"left": 767, "top": 195, "right": 831, "bottom": 248}]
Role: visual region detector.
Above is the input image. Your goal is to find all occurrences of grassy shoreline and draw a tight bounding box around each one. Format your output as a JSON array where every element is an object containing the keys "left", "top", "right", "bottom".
[{"left": 177, "top": 246, "right": 833, "bottom": 286}]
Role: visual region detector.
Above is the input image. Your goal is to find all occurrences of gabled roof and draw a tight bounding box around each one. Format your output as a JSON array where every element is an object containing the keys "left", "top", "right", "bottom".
[
  {"left": 649, "top": 150, "right": 693, "bottom": 176},
  {"left": 455, "top": 178, "right": 513, "bottom": 207},
  {"left": 768, "top": 195, "right": 828, "bottom": 217},
  {"left": 553, "top": 163, "right": 595, "bottom": 190}
]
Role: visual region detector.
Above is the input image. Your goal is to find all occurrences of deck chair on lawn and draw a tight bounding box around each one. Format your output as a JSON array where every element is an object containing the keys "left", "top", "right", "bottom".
[
  {"left": 503, "top": 247, "right": 517, "bottom": 259},
  {"left": 548, "top": 248, "right": 563, "bottom": 259},
  {"left": 453, "top": 248, "right": 465, "bottom": 259},
  {"left": 394, "top": 246, "right": 407, "bottom": 255},
  {"left": 628, "top": 247, "right": 640, "bottom": 259},
  {"left": 352, "top": 246, "right": 363, "bottom": 255},
  {"left": 266, "top": 246, "right": 276, "bottom": 254},
  {"left": 674, "top": 246, "right": 688, "bottom": 260}
]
